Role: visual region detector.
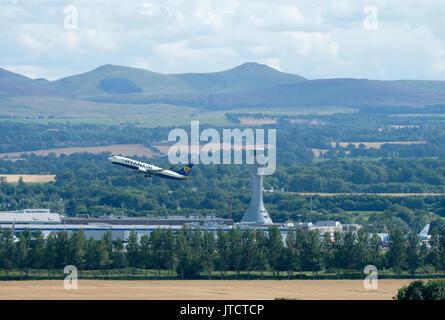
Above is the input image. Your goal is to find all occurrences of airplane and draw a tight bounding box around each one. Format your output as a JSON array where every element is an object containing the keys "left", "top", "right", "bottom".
[
  {"left": 419, "top": 224, "right": 430, "bottom": 242},
  {"left": 108, "top": 155, "right": 193, "bottom": 180},
  {"left": 377, "top": 223, "right": 431, "bottom": 247}
]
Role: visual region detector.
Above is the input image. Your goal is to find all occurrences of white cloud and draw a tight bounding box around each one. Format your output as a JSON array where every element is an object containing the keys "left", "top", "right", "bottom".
[
  {"left": 278, "top": 6, "right": 305, "bottom": 26},
  {"left": 1, "top": 0, "right": 444, "bottom": 80}
]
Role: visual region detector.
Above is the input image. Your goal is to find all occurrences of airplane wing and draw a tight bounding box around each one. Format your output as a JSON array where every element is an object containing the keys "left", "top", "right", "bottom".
[{"left": 133, "top": 167, "right": 164, "bottom": 174}]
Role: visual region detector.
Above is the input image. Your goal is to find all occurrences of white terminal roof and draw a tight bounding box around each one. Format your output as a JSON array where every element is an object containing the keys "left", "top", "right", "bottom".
[
  {"left": 0, "top": 223, "right": 232, "bottom": 232},
  {"left": 0, "top": 210, "right": 61, "bottom": 224}
]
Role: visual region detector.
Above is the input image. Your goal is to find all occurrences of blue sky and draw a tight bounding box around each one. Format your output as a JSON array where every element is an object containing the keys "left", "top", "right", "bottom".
[{"left": 1, "top": 0, "right": 445, "bottom": 80}]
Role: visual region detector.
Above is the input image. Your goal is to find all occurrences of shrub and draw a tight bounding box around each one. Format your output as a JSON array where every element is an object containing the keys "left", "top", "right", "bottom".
[{"left": 395, "top": 280, "right": 445, "bottom": 300}]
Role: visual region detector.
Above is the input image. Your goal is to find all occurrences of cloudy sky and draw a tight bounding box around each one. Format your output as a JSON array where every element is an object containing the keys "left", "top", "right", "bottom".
[{"left": 1, "top": 0, "right": 445, "bottom": 80}]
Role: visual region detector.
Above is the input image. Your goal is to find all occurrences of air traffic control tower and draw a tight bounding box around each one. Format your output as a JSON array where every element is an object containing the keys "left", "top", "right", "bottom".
[{"left": 241, "top": 149, "right": 273, "bottom": 225}]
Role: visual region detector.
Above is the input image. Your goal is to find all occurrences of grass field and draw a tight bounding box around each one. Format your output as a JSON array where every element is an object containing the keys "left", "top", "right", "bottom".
[
  {"left": 0, "top": 279, "right": 415, "bottom": 300},
  {"left": 1, "top": 102, "right": 356, "bottom": 128}
]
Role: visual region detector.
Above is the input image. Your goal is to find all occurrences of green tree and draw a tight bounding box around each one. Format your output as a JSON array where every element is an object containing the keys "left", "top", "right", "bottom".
[
  {"left": 162, "top": 229, "right": 175, "bottom": 277},
  {"left": 423, "top": 279, "right": 445, "bottom": 300},
  {"left": 368, "top": 233, "right": 382, "bottom": 268},
  {"left": 354, "top": 229, "right": 370, "bottom": 272},
  {"left": 320, "top": 231, "right": 334, "bottom": 273},
  {"left": 267, "top": 225, "right": 284, "bottom": 278},
  {"left": 55, "top": 230, "right": 69, "bottom": 270},
  {"left": 68, "top": 230, "right": 86, "bottom": 274},
  {"left": 395, "top": 280, "right": 425, "bottom": 300},
  {"left": 426, "top": 229, "right": 440, "bottom": 275},
  {"left": 395, "top": 279, "right": 445, "bottom": 300},
  {"left": 0, "top": 229, "right": 15, "bottom": 277},
  {"left": 280, "top": 229, "right": 300, "bottom": 276},
  {"left": 15, "top": 229, "right": 32, "bottom": 278},
  {"left": 215, "top": 228, "right": 230, "bottom": 279},
  {"left": 97, "top": 238, "right": 111, "bottom": 277},
  {"left": 302, "top": 230, "right": 323, "bottom": 278},
  {"left": 202, "top": 230, "right": 216, "bottom": 279},
  {"left": 279, "top": 246, "right": 296, "bottom": 279},
  {"left": 188, "top": 228, "right": 204, "bottom": 278},
  {"left": 102, "top": 231, "right": 113, "bottom": 256},
  {"left": 175, "top": 227, "right": 201, "bottom": 279},
  {"left": 44, "top": 232, "right": 57, "bottom": 277},
  {"left": 149, "top": 229, "right": 163, "bottom": 278},
  {"left": 387, "top": 228, "right": 406, "bottom": 276},
  {"left": 439, "top": 229, "right": 445, "bottom": 275},
  {"left": 228, "top": 227, "right": 243, "bottom": 279},
  {"left": 85, "top": 237, "right": 99, "bottom": 271},
  {"left": 254, "top": 229, "right": 268, "bottom": 279},
  {"left": 30, "top": 231, "right": 45, "bottom": 276},
  {"left": 126, "top": 230, "right": 140, "bottom": 272},
  {"left": 338, "top": 232, "right": 356, "bottom": 273},
  {"left": 139, "top": 234, "right": 151, "bottom": 276},
  {"left": 175, "top": 228, "right": 191, "bottom": 280},
  {"left": 294, "top": 228, "right": 306, "bottom": 277},
  {"left": 241, "top": 228, "right": 255, "bottom": 278},
  {"left": 111, "top": 237, "right": 127, "bottom": 272},
  {"left": 406, "top": 232, "right": 421, "bottom": 276}
]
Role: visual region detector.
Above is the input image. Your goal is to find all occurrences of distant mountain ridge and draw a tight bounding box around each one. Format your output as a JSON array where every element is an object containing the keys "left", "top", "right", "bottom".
[{"left": 1, "top": 62, "right": 445, "bottom": 112}]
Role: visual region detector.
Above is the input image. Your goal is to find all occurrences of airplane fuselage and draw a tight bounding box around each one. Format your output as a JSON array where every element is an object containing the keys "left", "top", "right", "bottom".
[{"left": 108, "top": 155, "right": 188, "bottom": 180}]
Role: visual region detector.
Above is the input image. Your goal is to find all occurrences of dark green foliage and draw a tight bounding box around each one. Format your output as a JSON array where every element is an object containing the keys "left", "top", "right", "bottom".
[
  {"left": 387, "top": 228, "right": 406, "bottom": 275},
  {"left": 175, "top": 227, "right": 202, "bottom": 279},
  {"left": 395, "top": 280, "right": 445, "bottom": 300},
  {"left": 99, "top": 78, "right": 142, "bottom": 94},
  {"left": 267, "top": 225, "right": 284, "bottom": 277},
  {"left": 406, "top": 232, "right": 421, "bottom": 275},
  {"left": 1, "top": 226, "right": 445, "bottom": 279}
]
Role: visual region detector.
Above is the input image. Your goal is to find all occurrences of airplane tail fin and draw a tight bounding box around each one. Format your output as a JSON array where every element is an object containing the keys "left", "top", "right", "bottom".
[
  {"left": 420, "top": 224, "right": 430, "bottom": 236},
  {"left": 174, "top": 163, "right": 193, "bottom": 176}
]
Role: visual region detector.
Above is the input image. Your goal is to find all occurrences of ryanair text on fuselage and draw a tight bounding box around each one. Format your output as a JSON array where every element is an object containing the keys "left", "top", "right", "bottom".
[{"left": 108, "top": 155, "right": 193, "bottom": 180}]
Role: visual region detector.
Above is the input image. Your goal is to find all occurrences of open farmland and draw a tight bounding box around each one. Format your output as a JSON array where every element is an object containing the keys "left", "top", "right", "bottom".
[
  {"left": 330, "top": 141, "right": 427, "bottom": 149},
  {"left": 0, "top": 144, "right": 158, "bottom": 158},
  {"left": 238, "top": 117, "right": 278, "bottom": 125},
  {"left": 0, "top": 174, "right": 56, "bottom": 183},
  {"left": 0, "top": 279, "right": 414, "bottom": 300}
]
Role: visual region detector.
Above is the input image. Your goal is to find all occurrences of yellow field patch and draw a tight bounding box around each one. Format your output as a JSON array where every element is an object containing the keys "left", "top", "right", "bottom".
[
  {"left": 0, "top": 144, "right": 158, "bottom": 158},
  {"left": 0, "top": 279, "right": 415, "bottom": 300},
  {"left": 330, "top": 141, "right": 427, "bottom": 149},
  {"left": 0, "top": 175, "right": 56, "bottom": 183},
  {"left": 238, "top": 117, "right": 277, "bottom": 125}
]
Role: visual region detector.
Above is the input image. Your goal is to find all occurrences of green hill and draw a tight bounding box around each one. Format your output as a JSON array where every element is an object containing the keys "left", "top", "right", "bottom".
[
  {"left": 173, "top": 62, "right": 306, "bottom": 93},
  {"left": 2, "top": 63, "right": 445, "bottom": 116},
  {"left": 50, "top": 64, "right": 191, "bottom": 97}
]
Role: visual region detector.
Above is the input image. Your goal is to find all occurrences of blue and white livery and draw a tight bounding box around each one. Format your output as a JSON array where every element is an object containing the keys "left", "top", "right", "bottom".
[{"left": 108, "top": 155, "right": 193, "bottom": 180}]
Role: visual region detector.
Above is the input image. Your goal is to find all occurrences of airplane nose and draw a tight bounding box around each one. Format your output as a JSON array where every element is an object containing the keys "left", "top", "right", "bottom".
[{"left": 108, "top": 156, "right": 115, "bottom": 162}]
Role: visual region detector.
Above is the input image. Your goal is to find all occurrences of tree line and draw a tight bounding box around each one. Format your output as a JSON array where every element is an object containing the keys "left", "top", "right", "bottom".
[{"left": 1, "top": 226, "right": 445, "bottom": 280}]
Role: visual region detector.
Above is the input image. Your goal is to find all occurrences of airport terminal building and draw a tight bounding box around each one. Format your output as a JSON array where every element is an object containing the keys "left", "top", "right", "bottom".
[{"left": 0, "top": 209, "right": 362, "bottom": 242}]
